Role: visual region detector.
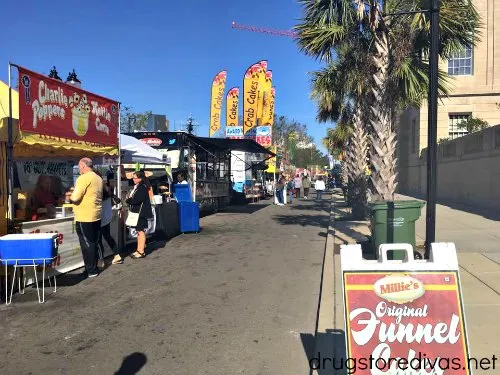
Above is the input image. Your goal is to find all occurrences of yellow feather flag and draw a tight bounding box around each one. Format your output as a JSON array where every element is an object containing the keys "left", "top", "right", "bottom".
[
  {"left": 243, "top": 61, "right": 266, "bottom": 135},
  {"left": 209, "top": 70, "right": 227, "bottom": 137},
  {"left": 260, "top": 71, "right": 273, "bottom": 125}
]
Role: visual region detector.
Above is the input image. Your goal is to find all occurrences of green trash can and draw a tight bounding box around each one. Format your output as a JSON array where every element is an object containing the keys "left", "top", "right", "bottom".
[{"left": 369, "top": 200, "right": 425, "bottom": 260}]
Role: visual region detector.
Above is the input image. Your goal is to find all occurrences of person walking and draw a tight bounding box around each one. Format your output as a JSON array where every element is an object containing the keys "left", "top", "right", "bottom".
[
  {"left": 95, "top": 172, "right": 122, "bottom": 266},
  {"left": 287, "top": 177, "right": 294, "bottom": 204},
  {"left": 275, "top": 176, "right": 285, "bottom": 206},
  {"left": 126, "top": 170, "right": 153, "bottom": 258},
  {"left": 315, "top": 176, "right": 326, "bottom": 200},
  {"left": 69, "top": 158, "right": 103, "bottom": 278},
  {"left": 302, "top": 175, "right": 311, "bottom": 199},
  {"left": 293, "top": 174, "right": 302, "bottom": 198}
]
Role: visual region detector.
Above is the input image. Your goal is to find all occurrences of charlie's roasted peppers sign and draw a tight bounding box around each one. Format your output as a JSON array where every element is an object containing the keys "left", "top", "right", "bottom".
[
  {"left": 343, "top": 271, "right": 471, "bottom": 374},
  {"left": 18, "top": 66, "right": 119, "bottom": 146}
]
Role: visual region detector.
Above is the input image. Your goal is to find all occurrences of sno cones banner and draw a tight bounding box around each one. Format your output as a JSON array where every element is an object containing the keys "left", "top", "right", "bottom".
[
  {"left": 243, "top": 61, "right": 266, "bottom": 135},
  {"left": 259, "top": 70, "right": 272, "bottom": 124},
  {"left": 209, "top": 70, "right": 227, "bottom": 137},
  {"left": 226, "top": 87, "right": 239, "bottom": 127}
]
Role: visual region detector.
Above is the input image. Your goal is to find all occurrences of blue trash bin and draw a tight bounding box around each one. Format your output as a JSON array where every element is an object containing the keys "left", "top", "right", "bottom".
[{"left": 173, "top": 184, "right": 200, "bottom": 233}]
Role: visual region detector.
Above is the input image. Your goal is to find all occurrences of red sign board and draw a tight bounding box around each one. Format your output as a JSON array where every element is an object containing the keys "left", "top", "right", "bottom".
[
  {"left": 18, "top": 66, "right": 119, "bottom": 146},
  {"left": 344, "top": 271, "right": 470, "bottom": 374},
  {"left": 140, "top": 138, "right": 163, "bottom": 147},
  {"left": 256, "top": 135, "right": 272, "bottom": 147}
]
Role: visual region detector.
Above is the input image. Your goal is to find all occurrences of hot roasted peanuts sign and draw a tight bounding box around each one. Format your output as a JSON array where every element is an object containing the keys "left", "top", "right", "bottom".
[
  {"left": 18, "top": 66, "right": 119, "bottom": 145},
  {"left": 343, "top": 270, "right": 471, "bottom": 374}
]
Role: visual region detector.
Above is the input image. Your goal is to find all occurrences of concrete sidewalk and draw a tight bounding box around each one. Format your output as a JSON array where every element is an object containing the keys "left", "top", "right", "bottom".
[
  {"left": 315, "top": 192, "right": 500, "bottom": 374},
  {"left": 397, "top": 193, "right": 500, "bottom": 253}
]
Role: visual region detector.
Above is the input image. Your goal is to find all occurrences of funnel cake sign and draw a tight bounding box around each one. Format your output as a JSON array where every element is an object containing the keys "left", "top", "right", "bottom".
[
  {"left": 344, "top": 271, "right": 470, "bottom": 374},
  {"left": 18, "top": 66, "right": 118, "bottom": 146}
]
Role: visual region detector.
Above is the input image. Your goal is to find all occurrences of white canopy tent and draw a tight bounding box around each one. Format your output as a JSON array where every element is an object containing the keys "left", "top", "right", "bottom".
[{"left": 120, "top": 134, "right": 166, "bottom": 163}]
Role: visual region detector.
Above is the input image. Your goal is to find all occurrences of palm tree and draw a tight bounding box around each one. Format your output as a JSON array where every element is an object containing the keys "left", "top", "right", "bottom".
[
  {"left": 295, "top": 0, "right": 480, "bottom": 202},
  {"left": 310, "top": 33, "right": 375, "bottom": 216}
]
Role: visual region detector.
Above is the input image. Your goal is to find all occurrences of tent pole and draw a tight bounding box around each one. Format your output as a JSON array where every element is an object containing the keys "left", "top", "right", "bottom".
[{"left": 7, "top": 63, "right": 15, "bottom": 226}]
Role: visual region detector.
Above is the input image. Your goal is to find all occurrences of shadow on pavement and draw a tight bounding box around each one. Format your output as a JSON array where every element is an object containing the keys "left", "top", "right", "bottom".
[
  {"left": 114, "top": 352, "right": 147, "bottom": 375},
  {"left": 300, "top": 330, "right": 349, "bottom": 375},
  {"left": 272, "top": 214, "right": 330, "bottom": 229},
  {"left": 218, "top": 203, "right": 270, "bottom": 215}
]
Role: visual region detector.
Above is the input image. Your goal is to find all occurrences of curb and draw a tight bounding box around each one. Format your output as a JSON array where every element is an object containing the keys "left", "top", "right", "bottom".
[{"left": 311, "top": 192, "right": 339, "bottom": 374}]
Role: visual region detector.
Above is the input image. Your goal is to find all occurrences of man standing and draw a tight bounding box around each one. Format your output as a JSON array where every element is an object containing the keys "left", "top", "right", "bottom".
[
  {"left": 70, "top": 158, "right": 103, "bottom": 278},
  {"left": 302, "top": 175, "right": 311, "bottom": 199}
]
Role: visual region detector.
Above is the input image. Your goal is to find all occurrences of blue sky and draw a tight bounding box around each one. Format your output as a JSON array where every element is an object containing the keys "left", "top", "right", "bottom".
[{"left": 1, "top": 0, "right": 331, "bottom": 152}]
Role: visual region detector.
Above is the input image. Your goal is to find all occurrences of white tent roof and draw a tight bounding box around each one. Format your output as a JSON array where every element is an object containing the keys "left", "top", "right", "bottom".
[{"left": 120, "top": 134, "right": 166, "bottom": 163}]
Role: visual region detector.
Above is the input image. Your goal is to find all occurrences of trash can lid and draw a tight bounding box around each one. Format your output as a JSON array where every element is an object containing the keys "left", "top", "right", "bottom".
[{"left": 369, "top": 199, "right": 425, "bottom": 211}]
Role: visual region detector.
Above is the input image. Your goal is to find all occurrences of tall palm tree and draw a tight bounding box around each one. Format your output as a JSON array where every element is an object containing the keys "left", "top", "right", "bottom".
[
  {"left": 295, "top": 0, "right": 480, "bottom": 202},
  {"left": 310, "top": 32, "right": 376, "bottom": 216}
]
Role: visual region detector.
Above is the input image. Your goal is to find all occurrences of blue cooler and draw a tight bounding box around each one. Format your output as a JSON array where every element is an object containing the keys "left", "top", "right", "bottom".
[
  {"left": 0, "top": 233, "right": 59, "bottom": 265},
  {"left": 173, "top": 184, "right": 200, "bottom": 233}
]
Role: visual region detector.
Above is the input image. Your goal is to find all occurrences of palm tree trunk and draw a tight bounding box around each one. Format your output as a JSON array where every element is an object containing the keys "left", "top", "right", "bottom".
[
  {"left": 369, "top": 31, "right": 398, "bottom": 202},
  {"left": 348, "top": 104, "right": 369, "bottom": 218}
]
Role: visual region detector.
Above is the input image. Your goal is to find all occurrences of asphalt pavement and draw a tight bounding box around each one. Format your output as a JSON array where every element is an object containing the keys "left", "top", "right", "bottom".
[{"left": 0, "top": 191, "right": 331, "bottom": 375}]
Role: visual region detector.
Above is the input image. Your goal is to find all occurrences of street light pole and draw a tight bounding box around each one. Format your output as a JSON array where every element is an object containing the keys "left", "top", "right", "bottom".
[{"left": 425, "top": 0, "right": 440, "bottom": 257}]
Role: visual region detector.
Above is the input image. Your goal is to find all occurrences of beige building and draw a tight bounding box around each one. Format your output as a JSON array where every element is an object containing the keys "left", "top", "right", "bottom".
[{"left": 397, "top": 0, "right": 500, "bottom": 192}]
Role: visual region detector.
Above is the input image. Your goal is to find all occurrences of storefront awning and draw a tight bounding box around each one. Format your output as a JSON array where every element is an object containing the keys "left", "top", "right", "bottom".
[
  {"left": 190, "top": 136, "right": 276, "bottom": 156},
  {"left": 0, "top": 80, "right": 118, "bottom": 158}
]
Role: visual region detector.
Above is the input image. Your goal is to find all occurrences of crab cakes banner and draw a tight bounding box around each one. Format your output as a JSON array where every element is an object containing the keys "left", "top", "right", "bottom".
[
  {"left": 18, "top": 66, "right": 119, "bottom": 146},
  {"left": 243, "top": 60, "right": 266, "bottom": 135},
  {"left": 209, "top": 70, "right": 227, "bottom": 137}
]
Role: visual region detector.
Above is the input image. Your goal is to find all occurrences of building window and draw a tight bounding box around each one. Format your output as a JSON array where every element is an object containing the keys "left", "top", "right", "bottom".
[
  {"left": 448, "top": 46, "right": 473, "bottom": 75},
  {"left": 448, "top": 114, "right": 470, "bottom": 139}
]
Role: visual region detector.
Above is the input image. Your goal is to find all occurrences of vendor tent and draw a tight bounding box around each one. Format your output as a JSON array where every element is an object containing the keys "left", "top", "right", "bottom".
[{"left": 120, "top": 134, "right": 166, "bottom": 163}]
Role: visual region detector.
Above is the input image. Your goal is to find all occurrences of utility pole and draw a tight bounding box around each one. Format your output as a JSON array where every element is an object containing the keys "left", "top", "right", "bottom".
[
  {"left": 186, "top": 114, "right": 194, "bottom": 134},
  {"left": 425, "top": 0, "right": 440, "bottom": 257},
  {"left": 385, "top": 2, "right": 440, "bottom": 258},
  {"left": 183, "top": 114, "right": 199, "bottom": 135}
]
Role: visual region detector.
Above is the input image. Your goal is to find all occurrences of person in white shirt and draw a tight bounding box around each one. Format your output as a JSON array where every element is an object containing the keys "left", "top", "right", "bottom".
[
  {"left": 177, "top": 173, "right": 189, "bottom": 184},
  {"left": 314, "top": 176, "right": 326, "bottom": 200},
  {"left": 293, "top": 174, "right": 302, "bottom": 198}
]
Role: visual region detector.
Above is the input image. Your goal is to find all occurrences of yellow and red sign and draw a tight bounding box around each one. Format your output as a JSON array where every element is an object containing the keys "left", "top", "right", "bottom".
[
  {"left": 259, "top": 70, "right": 272, "bottom": 124},
  {"left": 262, "top": 87, "right": 275, "bottom": 127},
  {"left": 18, "top": 66, "right": 119, "bottom": 146},
  {"left": 209, "top": 70, "right": 227, "bottom": 137},
  {"left": 256, "top": 61, "right": 268, "bottom": 122},
  {"left": 226, "top": 87, "right": 239, "bottom": 127},
  {"left": 265, "top": 145, "right": 277, "bottom": 173},
  {"left": 243, "top": 60, "right": 266, "bottom": 135},
  {"left": 343, "top": 271, "right": 471, "bottom": 374}
]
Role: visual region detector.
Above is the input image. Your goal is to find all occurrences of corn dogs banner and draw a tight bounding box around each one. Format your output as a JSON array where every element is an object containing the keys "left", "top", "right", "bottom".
[
  {"left": 243, "top": 60, "right": 266, "bottom": 135},
  {"left": 262, "top": 87, "right": 275, "bottom": 127},
  {"left": 338, "top": 243, "right": 472, "bottom": 375},
  {"left": 209, "top": 70, "right": 227, "bottom": 137},
  {"left": 256, "top": 61, "right": 268, "bottom": 122},
  {"left": 226, "top": 87, "right": 239, "bottom": 127},
  {"left": 258, "top": 70, "right": 272, "bottom": 124},
  {"left": 17, "top": 66, "right": 119, "bottom": 146}
]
